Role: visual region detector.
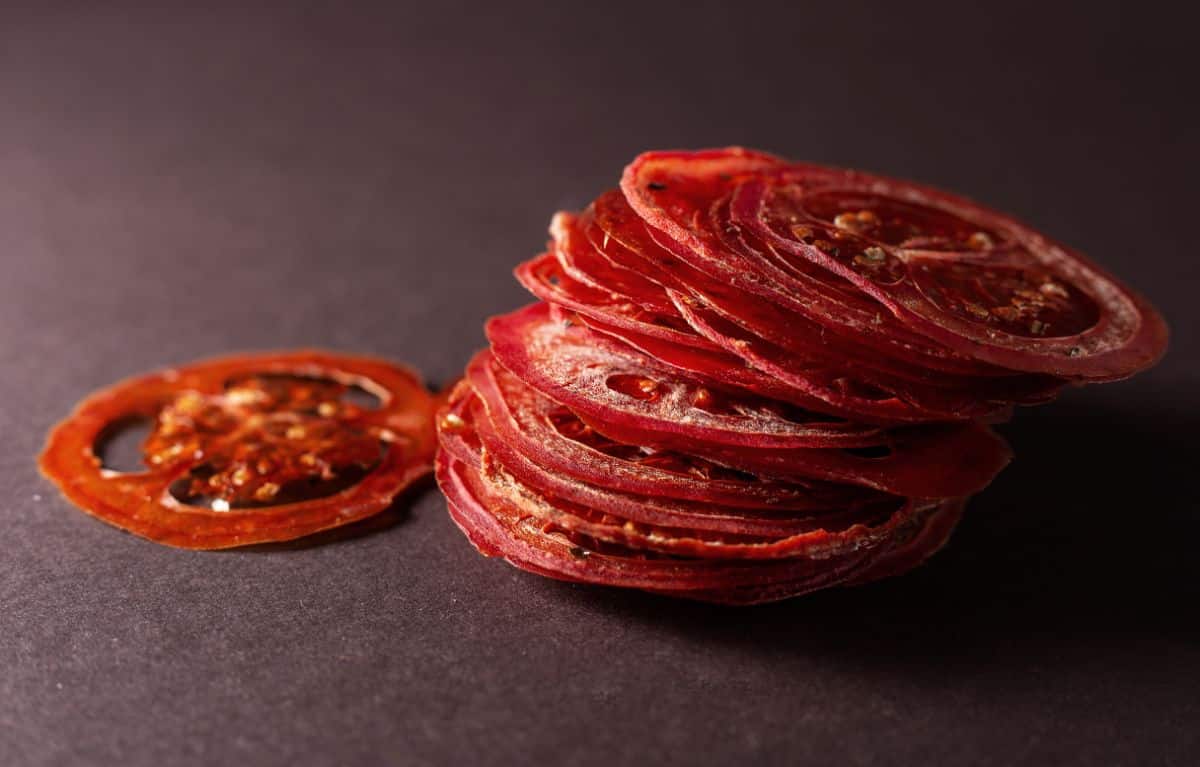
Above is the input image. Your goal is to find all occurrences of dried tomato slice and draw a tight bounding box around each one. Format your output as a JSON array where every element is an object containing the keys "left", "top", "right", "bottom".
[
  {"left": 588, "top": 187, "right": 1061, "bottom": 402},
  {"left": 480, "top": 444, "right": 902, "bottom": 561},
  {"left": 458, "top": 388, "right": 892, "bottom": 538},
  {"left": 445, "top": 392, "right": 917, "bottom": 560},
  {"left": 551, "top": 211, "right": 679, "bottom": 317},
  {"left": 645, "top": 499, "right": 960, "bottom": 604},
  {"left": 565, "top": 307, "right": 844, "bottom": 412},
  {"left": 437, "top": 451, "right": 881, "bottom": 590},
  {"left": 468, "top": 345, "right": 1007, "bottom": 500},
  {"left": 465, "top": 349, "right": 872, "bottom": 510},
  {"left": 438, "top": 448, "right": 961, "bottom": 604},
  {"left": 487, "top": 302, "right": 885, "bottom": 450},
  {"left": 843, "top": 498, "right": 965, "bottom": 587},
  {"left": 620, "top": 148, "right": 1008, "bottom": 377},
  {"left": 590, "top": 414, "right": 1010, "bottom": 498},
  {"left": 39, "top": 350, "right": 438, "bottom": 549},
  {"left": 434, "top": 379, "right": 482, "bottom": 469},
  {"left": 620, "top": 147, "right": 1167, "bottom": 379},
  {"left": 514, "top": 251, "right": 715, "bottom": 352},
  {"left": 560, "top": 206, "right": 1049, "bottom": 422},
  {"left": 667, "top": 291, "right": 1062, "bottom": 422},
  {"left": 734, "top": 169, "right": 1169, "bottom": 379}
]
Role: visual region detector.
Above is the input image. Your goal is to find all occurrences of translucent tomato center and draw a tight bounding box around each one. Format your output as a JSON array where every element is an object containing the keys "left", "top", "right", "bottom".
[{"left": 143, "top": 374, "right": 382, "bottom": 506}]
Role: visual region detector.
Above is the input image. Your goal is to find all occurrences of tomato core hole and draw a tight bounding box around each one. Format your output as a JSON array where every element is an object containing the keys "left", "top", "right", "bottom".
[
  {"left": 605, "top": 374, "right": 661, "bottom": 401},
  {"left": 96, "top": 417, "right": 153, "bottom": 473},
  {"left": 340, "top": 383, "right": 382, "bottom": 410}
]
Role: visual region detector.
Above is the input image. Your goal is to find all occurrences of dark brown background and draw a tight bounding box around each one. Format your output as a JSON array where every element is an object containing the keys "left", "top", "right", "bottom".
[{"left": 2, "top": 2, "right": 1196, "bottom": 765}]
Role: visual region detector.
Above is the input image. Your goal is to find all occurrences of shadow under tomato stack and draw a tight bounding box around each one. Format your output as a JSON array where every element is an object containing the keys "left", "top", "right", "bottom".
[{"left": 436, "top": 147, "right": 1167, "bottom": 605}]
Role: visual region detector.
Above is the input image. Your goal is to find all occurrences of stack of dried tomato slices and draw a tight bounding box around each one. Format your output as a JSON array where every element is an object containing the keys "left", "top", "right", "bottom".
[{"left": 437, "top": 148, "right": 1167, "bottom": 604}]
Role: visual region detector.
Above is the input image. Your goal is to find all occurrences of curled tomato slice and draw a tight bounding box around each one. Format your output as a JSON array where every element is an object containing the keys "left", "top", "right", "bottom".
[
  {"left": 486, "top": 302, "right": 887, "bottom": 451},
  {"left": 38, "top": 350, "right": 438, "bottom": 549},
  {"left": 621, "top": 148, "right": 1167, "bottom": 380}
]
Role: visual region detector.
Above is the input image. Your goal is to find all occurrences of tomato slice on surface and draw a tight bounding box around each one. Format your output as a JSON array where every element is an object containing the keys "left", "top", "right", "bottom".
[{"left": 39, "top": 350, "right": 438, "bottom": 549}]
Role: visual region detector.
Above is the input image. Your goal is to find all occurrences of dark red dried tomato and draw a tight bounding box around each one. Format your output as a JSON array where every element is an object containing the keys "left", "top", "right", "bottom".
[
  {"left": 668, "top": 291, "right": 1062, "bottom": 422},
  {"left": 622, "top": 148, "right": 1167, "bottom": 379},
  {"left": 451, "top": 385, "right": 891, "bottom": 538},
  {"left": 486, "top": 302, "right": 885, "bottom": 450},
  {"left": 438, "top": 446, "right": 961, "bottom": 605},
  {"left": 620, "top": 149, "right": 1005, "bottom": 377},
  {"left": 515, "top": 251, "right": 715, "bottom": 349},
  {"left": 453, "top": 394, "right": 918, "bottom": 560},
  {"left": 434, "top": 146, "right": 1166, "bottom": 604},
  {"left": 582, "top": 189, "right": 1063, "bottom": 419},
  {"left": 464, "top": 350, "right": 874, "bottom": 510},
  {"left": 39, "top": 351, "right": 438, "bottom": 549}
]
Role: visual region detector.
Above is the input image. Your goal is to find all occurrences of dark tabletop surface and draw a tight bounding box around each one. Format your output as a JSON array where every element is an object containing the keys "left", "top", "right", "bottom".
[{"left": 2, "top": 3, "right": 1196, "bottom": 765}]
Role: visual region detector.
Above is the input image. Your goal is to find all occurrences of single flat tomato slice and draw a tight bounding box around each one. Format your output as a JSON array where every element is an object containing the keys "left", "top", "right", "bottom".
[
  {"left": 466, "top": 349, "right": 873, "bottom": 510},
  {"left": 619, "top": 148, "right": 1005, "bottom": 377},
  {"left": 733, "top": 165, "right": 1168, "bottom": 379},
  {"left": 486, "top": 303, "right": 885, "bottom": 450},
  {"left": 39, "top": 350, "right": 438, "bottom": 549}
]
